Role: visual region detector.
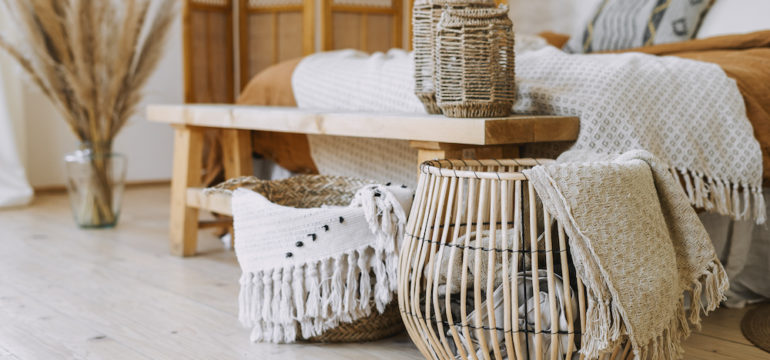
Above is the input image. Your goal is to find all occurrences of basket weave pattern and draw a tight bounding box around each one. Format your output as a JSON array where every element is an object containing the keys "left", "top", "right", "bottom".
[
  {"left": 208, "top": 175, "right": 373, "bottom": 208},
  {"left": 307, "top": 301, "right": 404, "bottom": 343},
  {"left": 436, "top": 7, "right": 515, "bottom": 118},
  {"left": 412, "top": 0, "right": 441, "bottom": 114},
  {"left": 398, "top": 160, "right": 631, "bottom": 359},
  {"left": 412, "top": 0, "right": 496, "bottom": 115}
]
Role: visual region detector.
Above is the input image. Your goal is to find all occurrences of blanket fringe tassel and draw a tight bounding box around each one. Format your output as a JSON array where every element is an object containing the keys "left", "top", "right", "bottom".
[
  {"left": 238, "top": 184, "right": 407, "bottom": 343},
  {"left": 581, "top": 258, "right": 728, "bottom": 359},
  {"left": 240, "top": 245, "right": 398, "bottom": 343},
  {"left": 671, "top": 167, "right": 766, "bottom": 224}
]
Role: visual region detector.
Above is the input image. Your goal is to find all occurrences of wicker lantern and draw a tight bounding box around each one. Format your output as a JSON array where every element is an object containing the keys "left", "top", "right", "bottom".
[
  {"left": 435, "top": 7, "right": 515, "bottom": 118},
  {"left": 398, "top": 159, "right": 631, "bottom": 359},
  {"left": 412, "top": 0, "right": 495, "bottom": 115}
]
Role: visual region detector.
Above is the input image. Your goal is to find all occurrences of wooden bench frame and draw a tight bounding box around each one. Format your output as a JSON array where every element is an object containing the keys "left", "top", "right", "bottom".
[{"left": 147, "top": 104, "right": 579, "bottom": 256}]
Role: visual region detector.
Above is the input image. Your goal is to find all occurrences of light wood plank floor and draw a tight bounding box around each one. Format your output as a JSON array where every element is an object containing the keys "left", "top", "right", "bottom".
[{"left": 0, "top": 186, "right": 766, "bottom": 360}]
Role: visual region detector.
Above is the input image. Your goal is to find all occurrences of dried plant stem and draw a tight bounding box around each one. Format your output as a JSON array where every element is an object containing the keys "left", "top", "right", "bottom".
[{"left": 0, "top": 0, "right": 177, "bottom": 226}]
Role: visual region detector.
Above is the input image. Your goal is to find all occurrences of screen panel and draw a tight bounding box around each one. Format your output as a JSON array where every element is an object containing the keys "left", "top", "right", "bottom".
[
  {"left": 184, "top": 0, "right": 235, "bottom": 103},
  {"left": 323, "top": 0, "right": 402, "bottom": 51},
  {"left": 239, "top": 0, "right": 309, "bottom": 89}
]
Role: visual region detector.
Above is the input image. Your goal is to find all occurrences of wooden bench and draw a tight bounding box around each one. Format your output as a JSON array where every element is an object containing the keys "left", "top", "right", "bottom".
[{"left": 146, "top": 104, "right": 579, "bottom": 256}]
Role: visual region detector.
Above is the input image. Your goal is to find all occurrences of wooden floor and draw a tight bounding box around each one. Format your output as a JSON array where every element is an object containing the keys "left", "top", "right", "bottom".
[{"left": 0, "top": 186, "right": 766, "bottom": 360}]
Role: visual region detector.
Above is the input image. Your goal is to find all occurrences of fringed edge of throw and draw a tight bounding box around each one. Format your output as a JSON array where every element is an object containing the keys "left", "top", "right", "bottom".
[
  {"left": 238, "top": 247, "right": 396, "bottom": 343},
  {"left": 635, "top": 259, "right": 728, "bottom": 360},
  {"left": 238, "top": 184, "right": 407, "bottom": 343},
  {"left": 669, "top": 167, "right": 766, "bottom": 224},
  {"left": 581, "top": 258, "right": 729, "bottom": 360}
]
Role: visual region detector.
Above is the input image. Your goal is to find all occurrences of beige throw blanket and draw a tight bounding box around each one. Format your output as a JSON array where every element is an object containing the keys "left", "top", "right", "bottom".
[{"left": 523, "top": 150, "right": 729, "bottom": 359}]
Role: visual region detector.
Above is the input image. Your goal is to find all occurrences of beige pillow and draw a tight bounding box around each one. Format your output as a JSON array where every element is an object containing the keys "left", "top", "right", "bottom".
[{"left": 564, "top": 0, "right": 715, "bottom": 54}]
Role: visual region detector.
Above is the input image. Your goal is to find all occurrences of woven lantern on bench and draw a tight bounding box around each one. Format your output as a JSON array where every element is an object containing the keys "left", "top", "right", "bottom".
[
  {"left": 398, "top": 160, "right": 631, "bottom": 359},
  {"left": 435, "top": 7, "right": 515, "bottom": 118},
  {"left": 412, "top": 0, "right": 495, "bottom": 114}
]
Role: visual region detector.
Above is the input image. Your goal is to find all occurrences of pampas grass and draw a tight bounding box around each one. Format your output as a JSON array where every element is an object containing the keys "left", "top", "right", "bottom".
[
  {"left": 0, "top": 0, "right": 175, "bottom": 144},
  {"left": 0, "top": 0, "right": 177, "bottom": 226}
]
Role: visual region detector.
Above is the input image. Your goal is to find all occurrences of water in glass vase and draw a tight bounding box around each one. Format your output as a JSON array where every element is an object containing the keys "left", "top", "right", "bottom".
[{"left": 64, "top": 147, "right": 127, "bottom": 228}]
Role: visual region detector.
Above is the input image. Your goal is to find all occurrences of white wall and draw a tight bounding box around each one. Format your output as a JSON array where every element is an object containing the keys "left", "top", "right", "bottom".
[
  {"left": 697, "top": 0, "right": 770, "bottom": 38},
  {"left": 22, "top": 14, "right": 183, "bottom": 188},
  {"left": 508, "top": 0, "right": 601, "bottom": 36}
]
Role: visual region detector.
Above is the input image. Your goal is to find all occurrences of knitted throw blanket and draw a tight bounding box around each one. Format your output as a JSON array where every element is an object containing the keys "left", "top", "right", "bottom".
[
  {"left": 292, "top": 35, "right": 766, "bottom": 223},
  {"left": 523, "top": 150, "right": 729, "bottom": 359},
  {"left": 231, "top": 183, "right": 413, "bottom": 343}
]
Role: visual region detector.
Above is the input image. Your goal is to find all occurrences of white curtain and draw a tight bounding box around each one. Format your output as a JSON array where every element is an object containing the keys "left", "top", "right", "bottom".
[{"left": 0, "top": 14, "right": 33, "bottom": 208}]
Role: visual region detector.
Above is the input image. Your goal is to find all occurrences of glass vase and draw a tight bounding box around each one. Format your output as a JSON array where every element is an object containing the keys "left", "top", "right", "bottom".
[{"left": 64, "top": 145, "right": 127, "bottom": 228}]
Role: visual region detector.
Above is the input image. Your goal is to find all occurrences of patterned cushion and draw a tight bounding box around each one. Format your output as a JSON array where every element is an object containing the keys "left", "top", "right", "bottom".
[{"left": 564, "top": 0, "right": 715, "bottom": 53}]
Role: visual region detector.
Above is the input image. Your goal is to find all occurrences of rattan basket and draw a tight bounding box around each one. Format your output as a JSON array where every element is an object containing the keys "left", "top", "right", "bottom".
[
  {"left": 306, "top": 301, "right": 404, "bottom": 342},
  {"left": 212, "top": 175, "right": 405, "bottom": 343},
  {"left": 412, "top": 0, "right": 495, "bottom": 115},
  {"left": 398, "top": 160, "right": 631, "bottom": 359},
  {"left": 435, "top": 7, "right": 515, "bottom": 118}
]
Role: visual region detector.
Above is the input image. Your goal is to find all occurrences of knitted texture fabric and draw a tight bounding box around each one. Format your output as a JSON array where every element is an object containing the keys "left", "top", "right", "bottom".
[
  {"left": 523, "top": 150, "right": 729, "bottom": 359},
  {"left": 231, "top": 182, "right": 413, "bottom": 343},
  {"left": 291, "top": 35, "right": 765, "bottom": 223},
  {"left": 292, "top": 49, "right": 423, "bottom": 188}
]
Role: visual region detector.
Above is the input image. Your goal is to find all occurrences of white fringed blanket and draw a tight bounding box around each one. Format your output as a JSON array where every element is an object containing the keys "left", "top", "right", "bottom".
[
  {"left": 523, "top": 150, "right": 729, "bottom": 359},
  {"left": 292, "top": 35, "right": 765, "bottom": 223},
  {"left": 232, "top": 183, "right": 413, "bottom": 343}
]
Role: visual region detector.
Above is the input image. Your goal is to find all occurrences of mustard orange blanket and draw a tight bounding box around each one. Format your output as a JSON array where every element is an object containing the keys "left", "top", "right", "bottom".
[{"left": 238, "top": 31, "right": 770, "bottom": 184}]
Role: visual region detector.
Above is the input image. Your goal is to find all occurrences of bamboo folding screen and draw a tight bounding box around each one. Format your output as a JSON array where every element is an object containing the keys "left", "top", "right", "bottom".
[
  {"left": 183, "top": 0, "right": 408, "bottom": 103},
  {"left": 321, "top": 0, "right": 403, "bottom": 52},
  {"left": 238, "top": 0, "right": 313, "bottom": 88},
  {"left": 184, "top": 0, "right": 235, "bottom": 103}
]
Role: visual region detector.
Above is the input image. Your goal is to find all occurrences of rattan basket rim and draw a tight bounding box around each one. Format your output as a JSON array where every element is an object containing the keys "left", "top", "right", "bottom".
[{"left": 420, "top": 158, "right": 555, "bottom": 180}]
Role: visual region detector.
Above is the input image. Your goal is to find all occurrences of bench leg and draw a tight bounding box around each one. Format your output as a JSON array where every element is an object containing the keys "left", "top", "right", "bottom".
[
  {"left": 221, "top": 129, "right": 254, "bottom": 179},
  {"left": 170, "top": 125, "right": 203, "bottom": 256}
]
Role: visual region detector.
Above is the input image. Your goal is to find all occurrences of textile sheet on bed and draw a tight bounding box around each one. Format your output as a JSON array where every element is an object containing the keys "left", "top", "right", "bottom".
[{"left": 237, "top": 31, "right": 770, "bottom": 187}]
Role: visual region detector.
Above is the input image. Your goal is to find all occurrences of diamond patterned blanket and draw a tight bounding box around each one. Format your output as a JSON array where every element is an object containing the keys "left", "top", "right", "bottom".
[{"left": 292, "top": 35, "right": 765, "bottom": 223}]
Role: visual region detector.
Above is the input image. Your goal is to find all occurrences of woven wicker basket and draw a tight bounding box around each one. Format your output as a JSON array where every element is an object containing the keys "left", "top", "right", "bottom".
[
  {"left": 306, "top": 301, "right": 404, "bottom": 342},
  {"left": 209, "top": 175, "right": 373, "bottom": 209},
  {"left": 435, "top": 7, "right": 515, "bottom": 118},
  {"left": 398, "top": 160, "right": 631, "bottom": 359},
  {"left": 212, "top": 175, "right": 405, "bottom": 343},
  {"left": 412, "top": 0, "right": 495, "bottom": 114}
]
